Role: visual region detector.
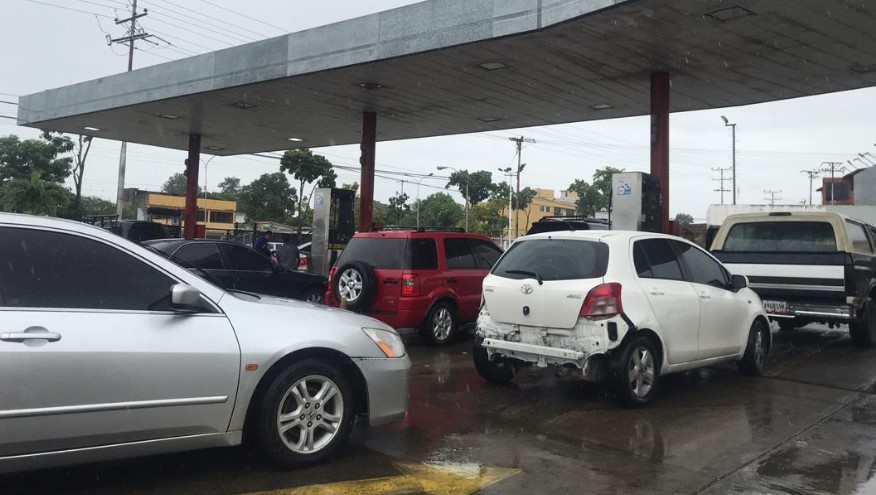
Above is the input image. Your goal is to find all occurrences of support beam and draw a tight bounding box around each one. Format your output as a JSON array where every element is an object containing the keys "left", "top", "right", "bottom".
[
  {"left": 650, "top": 72, "right": 670, "bottom": 234},
  {"left": 184, "top": 133, "right": 201, "bottom": 240},
  {"left": 359, "top": 111, "right": 377, "bottom": 232}
]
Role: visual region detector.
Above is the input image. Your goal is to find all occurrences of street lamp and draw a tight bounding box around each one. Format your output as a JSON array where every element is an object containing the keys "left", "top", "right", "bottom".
[
  {"left": 437, "top": 166, "right": 468, "bottom": 232},
  {"left": 499, "top": 167, "right": 513, "bottom": 243},
  {"left": 201, "top": 155, "right": 219, "bottom": 200},
  {"left": 406, "top": 172, "right": 434, "bottom": 228},
  {"left": 721, "top": 116, "right": 737, "bottom": 205}
]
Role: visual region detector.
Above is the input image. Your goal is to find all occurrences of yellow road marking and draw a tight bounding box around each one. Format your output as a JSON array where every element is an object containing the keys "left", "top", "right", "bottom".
[{"left": 247, "top": 462, "right": 521, "bottom": 495}]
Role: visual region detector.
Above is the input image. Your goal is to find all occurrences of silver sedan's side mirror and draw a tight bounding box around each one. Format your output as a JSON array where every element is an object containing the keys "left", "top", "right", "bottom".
[{"left": 171, "top": 284, "right": 202, "bottom": 308}]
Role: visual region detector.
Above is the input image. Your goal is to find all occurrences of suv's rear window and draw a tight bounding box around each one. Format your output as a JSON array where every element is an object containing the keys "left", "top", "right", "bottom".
[
  {"left": 722, "top": 221, "right": 837, "bottom": 252},
  {"left": 492, "top": 239, "right": 608, "bottom": 281},
  {"left": 337, "top": 238, "right": 408, "bottom": 269}
]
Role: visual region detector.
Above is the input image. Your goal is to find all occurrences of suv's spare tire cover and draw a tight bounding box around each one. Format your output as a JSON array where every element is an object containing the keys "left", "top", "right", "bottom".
[{"left": 333, "top": 261, "right": 376, "bottom": 312}]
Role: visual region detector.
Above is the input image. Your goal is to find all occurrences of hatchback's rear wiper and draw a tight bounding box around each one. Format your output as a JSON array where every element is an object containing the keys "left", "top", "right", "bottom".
[{"left": 505, "top": 269, "right": 544, "bottom": 285}]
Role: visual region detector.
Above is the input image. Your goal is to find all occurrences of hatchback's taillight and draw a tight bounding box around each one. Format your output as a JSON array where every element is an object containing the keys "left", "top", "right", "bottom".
[
  {"left": 401, "top": 272, "right": 420, "bottom": 297},
  {"left": 580, "top": 283, "right": 623, "bottom": 318}
]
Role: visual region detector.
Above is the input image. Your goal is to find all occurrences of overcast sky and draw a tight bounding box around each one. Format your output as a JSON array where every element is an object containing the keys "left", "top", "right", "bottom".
[{"left": 2, "top": 0, "right": 875, "bottom": 220}]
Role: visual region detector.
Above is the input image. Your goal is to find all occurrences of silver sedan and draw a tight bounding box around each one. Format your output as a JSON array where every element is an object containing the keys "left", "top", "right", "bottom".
[{"left": 0, "top": 213, "right": 410, "bottom": 474}]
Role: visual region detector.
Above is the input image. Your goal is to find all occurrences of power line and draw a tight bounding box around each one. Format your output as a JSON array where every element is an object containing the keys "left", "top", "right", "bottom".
[
  {"left": 0, "top": 115, "right": 18, "bottom": 120},
  {"left": 24, "top": 0, "right": 113, "bottom": 18},
  {"left": 141, "top": 0, "right": 264, "bottom": 42},
  {"left": 194, "top": 0, "right": 287, "bottom": 34},
  {"left": 801, "top": 169, "right": 820, "bottom": 206},
  {"left": 763, "top": 190, "right": 782, "bottom": 206}
]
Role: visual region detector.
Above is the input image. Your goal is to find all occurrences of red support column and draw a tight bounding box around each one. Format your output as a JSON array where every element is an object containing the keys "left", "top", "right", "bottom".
[
  {"left": 183, "top": 133, "right": 201, "bottom": 240},
  {"left": 650, "top": 72, "right": 670, "bottom": 234},
  {"left": 359, "top": 111, "right": 377, "bottom": 232}
]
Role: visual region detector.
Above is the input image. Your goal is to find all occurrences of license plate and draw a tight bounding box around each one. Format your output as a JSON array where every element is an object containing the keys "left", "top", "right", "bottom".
[{"left": 762, "top": 300, "right": 789, "bottom": 314}]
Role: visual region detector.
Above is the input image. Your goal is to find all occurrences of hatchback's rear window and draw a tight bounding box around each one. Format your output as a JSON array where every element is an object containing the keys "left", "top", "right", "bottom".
[
  {"left": 336, "top": 238, "right": 408, "bottom": 269},
  {"left": 492, "top": 239, "right": 608, "bottom": 281},
  {"left": 722, "top": 221, "right": 837, "bottom": 252}
]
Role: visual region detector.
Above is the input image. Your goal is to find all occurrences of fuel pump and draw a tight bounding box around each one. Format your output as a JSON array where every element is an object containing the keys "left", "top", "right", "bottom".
[
  {"left": 611, "top": 172, "right": 662, "bottom": 233},
  {"left": 311, "top": 188, "right": 355, "bottom": 277}
]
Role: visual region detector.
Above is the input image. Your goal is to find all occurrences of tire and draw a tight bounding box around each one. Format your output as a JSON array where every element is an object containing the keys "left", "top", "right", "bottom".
[
  {"left": 257, "top": 359, "right": 354, "bottom": 468},
  {"left": 302, "top": 286, "right": 325, "bottom": 304},
  {"left": 420, "top": 301, "right": 456, "bottom": 346},
  {"left": 613, "top": 336, "right": 660, "bottom": 407},
  {"left": 473, "top": 336, "right": 519, "bottom": 384},
  {"left": 777, "top": 319, "right": 796, "bottom": 332},
  {"left": 850, "top": 298, "right": 876, "bottom": 348},
  {"left": 739, "top": 319, "right": 769, "bottom": 376},
  {"left": 332, "top": 262, "right": 375, "bottom": 312}
]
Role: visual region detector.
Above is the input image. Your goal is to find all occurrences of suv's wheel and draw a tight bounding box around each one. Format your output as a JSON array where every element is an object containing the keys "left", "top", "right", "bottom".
[
  {"left": 739, "top": 319, "right": 769, "bottom": 376},
  {"left": 257, "top": 359, "right": 354, "bottom": 468},
  {"left": 302, "top": 286, "right": 324, "bottom": 304},
  {"left": 332, "top": 262, "right": 375, "bottom": 312},
  {"left": 421, "top": 301, "right": 456, "bottom": 346},
  {"left": 850, "top": 298, "right": 876, "bottom": 348},
  {"left": 473, "top": 336, "right": 520, "bottom": 383},
  {"left": 613, "top": 336, "right": 660, "bottom": 407}
]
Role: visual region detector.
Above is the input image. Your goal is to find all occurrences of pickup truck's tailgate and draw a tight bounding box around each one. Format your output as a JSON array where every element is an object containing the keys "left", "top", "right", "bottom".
[{"left": 714, "top": 252, "right": 848, "bottom": 302}]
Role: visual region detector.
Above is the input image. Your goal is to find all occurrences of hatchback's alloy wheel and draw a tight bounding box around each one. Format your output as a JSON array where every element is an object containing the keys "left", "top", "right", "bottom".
[
  {"left": 739, "top": 320, "right": 769, "bottom": 376},
  {"left": 628, "top": 346, "right": 656, "bottom": 399},
  {"left": 614, "top": 336, "right": 660, "bottom": 407},
  {"left": 338, "top": 268, "right": 363, "bottom": 303}
]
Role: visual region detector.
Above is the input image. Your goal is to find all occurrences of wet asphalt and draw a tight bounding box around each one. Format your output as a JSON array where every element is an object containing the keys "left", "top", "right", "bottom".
[{"left": 5, "top": 323, "right": 876, "bottom": 495}]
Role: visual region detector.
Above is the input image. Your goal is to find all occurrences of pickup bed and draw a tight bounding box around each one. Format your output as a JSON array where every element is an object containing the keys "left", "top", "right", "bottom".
[{"left": 711, "top": 212, "right": 876, "bottom": 347}]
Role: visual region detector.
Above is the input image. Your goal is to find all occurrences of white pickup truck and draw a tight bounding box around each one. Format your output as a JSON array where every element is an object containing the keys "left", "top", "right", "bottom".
[{"left": 711, "top": 211, "right": 876, "bottom": 347}]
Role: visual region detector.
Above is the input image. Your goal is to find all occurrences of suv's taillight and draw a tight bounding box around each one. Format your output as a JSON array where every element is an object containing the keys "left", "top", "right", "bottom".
[
  {"left": 328, "top": 267, "right": 337, "bottom": 293},
  {"left": 580, "top": 283, "right": 623, "bottom": 318},
  {"left": 401, "top": 272, "right": 420, "bottom": 297}
]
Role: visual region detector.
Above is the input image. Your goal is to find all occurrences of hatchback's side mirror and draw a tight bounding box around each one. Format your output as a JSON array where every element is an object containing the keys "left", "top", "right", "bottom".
[
  {"left": 171, "top": 284, "right": 202, "bottom": 310},
  {"left": 731, "top": 274, "right": 748, "bottom": 291}
]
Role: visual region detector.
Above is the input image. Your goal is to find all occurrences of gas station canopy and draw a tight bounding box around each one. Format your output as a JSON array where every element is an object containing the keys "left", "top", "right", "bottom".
[{"left": 17, "top": 0, "right": 876, "bottom": 155}]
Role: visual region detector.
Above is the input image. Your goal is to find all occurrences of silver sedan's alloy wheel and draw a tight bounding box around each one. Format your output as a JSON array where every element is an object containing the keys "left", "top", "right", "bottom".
[
  {"left": 338, "top": 269, "right": 363, "bottom": 303},
  {"left": 628, "top": 346, "right": 655, "bottom": 398},
  {"left": 277, "top": 375, "right": 344, "bottom": 455},
  {"left": 432, "top": 307, "right": 453, "bottom": 341}
]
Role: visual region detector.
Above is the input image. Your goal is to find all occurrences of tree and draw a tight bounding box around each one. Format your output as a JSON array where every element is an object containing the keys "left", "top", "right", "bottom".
[
  {"left": 417, "top": 192, "right": 464, "bottom": 227},
  {"left": 70, "top": 135, "right": 93, "bottom": 217},
  {"left": 468, "top": 197, "right": 506, "bottom": 237},
  {"left": 161, "top": 173, "right": 201, "bottom": 196},
  {"left": 388, "top": 192, "right": 410, "bottom": 227},
  {"left": 280, "top": 149, "right": 337, "bottom": 238},
  {"left": 675, "top": 212, "right": 694, "bottom": 228},
  {"left": 1, "top": 172, "right": 70, "bottom": 216},
  {"left": 592, "top": 166, "right": 625, "bottom": 200},
  {"left": 212, "top": 177, "right": 241, "bottom": 201},
  {"left": 237, "top": 172, "right": 297, "bottom": 223},
  {"left": 0, "top": 132, "right": 73, "bottom": 185},
  {"left": 340, "top": 181, "right": 359, "bottom": 192},
  {"left": 517, "top": 187, "right": 538, "bottom": 229},
  {"left": 446, "top": 170, "right": 493, "bottom": 207},
  {"left": 79, "top": 195, "right": 116, "bottom": 216},
  {"left": 567, "top": 179, "right": 604, "bottom": 217}
]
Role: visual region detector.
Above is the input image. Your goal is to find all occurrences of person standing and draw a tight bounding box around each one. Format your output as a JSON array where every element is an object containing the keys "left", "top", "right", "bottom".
[
  {"left": 277, "top": 241, "right": 300, "bottom": 271},
  {"left": 252, "top": 230, "right": 273, "bottom": 258}
]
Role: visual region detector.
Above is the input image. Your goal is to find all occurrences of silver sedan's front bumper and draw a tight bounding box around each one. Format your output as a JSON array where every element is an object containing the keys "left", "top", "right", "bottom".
[{"left": 354, "top": 356, "right": 411, "bottom": 427}]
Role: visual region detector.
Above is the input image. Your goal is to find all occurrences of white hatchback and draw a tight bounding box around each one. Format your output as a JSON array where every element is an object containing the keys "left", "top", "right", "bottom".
[{"left": 474, "top": 231, "right": 769, "bottom": 406}]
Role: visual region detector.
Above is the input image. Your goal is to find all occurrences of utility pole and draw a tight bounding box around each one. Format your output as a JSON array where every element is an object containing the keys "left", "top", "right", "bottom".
[
  {"left": 711, "top": 166, "right": 731, "bottom": 205},
  {"left": 763, "top": 190, "right": 782, "bottom": 206},
  {"left": 108, "top": 0, "right": 151, "bottom": 218},
  {"left": 509, "top": 136, "right": 535, "bottom": 239},
  {"left": 820, "top": 161, "right": 846, "bottom": 206},
  {"left": 801, "top": 169, "right": 819, "bottom": 205},
  {"left": 721, "top": 116, "right": 737, "bottom": 205}
]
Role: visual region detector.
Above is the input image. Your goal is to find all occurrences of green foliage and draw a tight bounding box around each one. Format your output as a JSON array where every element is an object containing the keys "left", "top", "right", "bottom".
[
  {"left": 467, "top": 197, "right": 506, "bottom": 237},
  {"left": 675, "top": 212, "right": 694, "bottom": 227},
  {"left": 592, "top": 166, "right": 625, "bottom": 200},
  {"left": 388, "top": 192, "right": 410, "bottom": 226},
  {"left": 446, "top": 170, "right": 493, "bottom": 206},
  {"left": 237, "top": 172, "right": 297, "bottom": 223},
  {"left": 0, "top": 132, "right": 73, "bottom": 184},
  {"left": 1, "top": 172, "right": 70, "bottom": 216},
  {"left": 211, "top": 177, "right": 241, "bottom": 201},
  {"left": 77, "top": 195, "right": 116, "bottom": 217},
  {"left": 568, "top": 167, "right": 625, "bottom": 217},
  {"left": 416, "top": 192, "right": 464, "bottom": 228},
  {"left": 161, "top": 172, "right": 201, "bottom": 196},
  {"left": 279, "top": 148, "right": 337, "bottom": 234},
  {"left": 340, "top": 181, "right": 359, "bottom": 192}
]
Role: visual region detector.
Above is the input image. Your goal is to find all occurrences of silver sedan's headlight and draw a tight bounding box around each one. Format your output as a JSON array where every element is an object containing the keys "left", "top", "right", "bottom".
[{"left": 363, "top": 328, "right": 406, "bottom": 358}]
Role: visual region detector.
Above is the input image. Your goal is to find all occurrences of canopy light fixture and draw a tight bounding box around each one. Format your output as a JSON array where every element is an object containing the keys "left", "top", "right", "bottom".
[
  {"left": 479, "top": 61, "right": 508, "bottom": 71},
  {"left": 206, "top": 146, "right": 225, "bottom": 151},
  {"left": 230, "top": 101, "right": 257, "bottom": 110},
  {"left": 356, "top": 82, "right": 386, "bottom": 90},
  {"left": 287, "top": 137, "right": 304, "bottom": 142},
  {"left": 478, "top": 117, "right": 501, "bottom": 123},
  {"left": 705, "top": 6, "right": 755, "bottom": 22},
  {"left": 591, "top": 104, "right": 613, "bottom": 110},
  {"left": 83, "top": 126, "right": 101, "bottom": 131},
  {"left": 852, "top": 63, "right": 876, "bottom": 74},
  {"left": 157, "top": 113, "right": 181, "bottom": 120}
]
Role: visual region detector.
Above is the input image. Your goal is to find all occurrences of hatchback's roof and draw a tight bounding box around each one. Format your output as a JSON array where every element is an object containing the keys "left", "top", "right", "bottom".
[{"left": 521, "top": 230, "right": 674, "bottom": 242}]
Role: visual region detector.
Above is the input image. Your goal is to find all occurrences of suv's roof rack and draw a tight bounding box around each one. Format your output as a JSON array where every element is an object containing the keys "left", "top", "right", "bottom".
[{"left": 368, "top": 226, "right": 466, "bottom": 233}]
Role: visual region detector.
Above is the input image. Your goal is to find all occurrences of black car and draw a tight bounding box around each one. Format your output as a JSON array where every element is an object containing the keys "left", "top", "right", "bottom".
[
  {"left": 526, "top": 216, "right": 610, "bottom": 235},
  {"left": 144, "top": 239, "right": 327, "bottom": 303}
]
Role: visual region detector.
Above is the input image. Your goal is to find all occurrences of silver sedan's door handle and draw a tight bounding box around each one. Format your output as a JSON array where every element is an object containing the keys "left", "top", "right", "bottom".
[{"left": 1, "top": 331, "right": 62, "bottom": 343}]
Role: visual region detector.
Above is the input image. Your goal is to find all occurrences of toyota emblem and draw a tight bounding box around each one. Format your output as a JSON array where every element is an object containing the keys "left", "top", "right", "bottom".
[{"left": 520, "top": 283, "right": 534, "bottom": 295}]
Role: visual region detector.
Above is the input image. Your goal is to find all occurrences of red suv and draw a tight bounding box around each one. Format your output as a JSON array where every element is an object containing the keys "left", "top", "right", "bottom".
[{"left": 325, "top": 230, "right": 503, "bottom": 345}]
